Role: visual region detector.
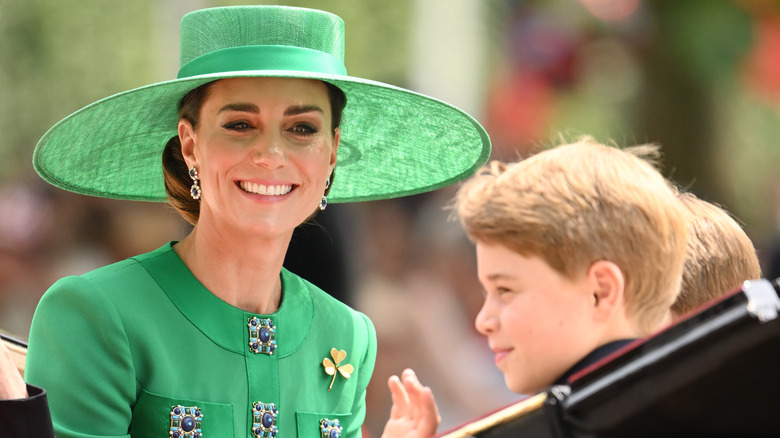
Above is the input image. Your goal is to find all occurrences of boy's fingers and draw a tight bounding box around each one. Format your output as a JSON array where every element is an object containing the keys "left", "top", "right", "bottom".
[
  {"left": 387, "top": 374, "right": 411, "bottom": 419},
  {"left": 401, "top": 369, "right": 430, "bottom": 407},
  {"left": 420, "top": 386, "right": 442, "bottom": 427},
  {"left": 400, "top": 369, "right": 441, "bottom": 431}
]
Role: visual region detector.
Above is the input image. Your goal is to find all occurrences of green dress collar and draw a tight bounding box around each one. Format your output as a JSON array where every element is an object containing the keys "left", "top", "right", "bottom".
[{"left": 134, "top": 242, "right": 314, "bottom": 356}]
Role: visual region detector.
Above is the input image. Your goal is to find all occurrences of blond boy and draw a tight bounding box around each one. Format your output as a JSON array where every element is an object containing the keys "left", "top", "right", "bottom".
[
  {"left": 381, "top": 138, "right": 689, "bottom": 437},
  {"left": 671, "top": 192, "right": 761, "bottom": 318}
]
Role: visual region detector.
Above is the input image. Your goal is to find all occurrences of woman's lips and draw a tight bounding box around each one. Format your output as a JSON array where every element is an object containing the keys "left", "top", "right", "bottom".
[{"left": 238, "top": 180, "right": 294, "bottom": 195}]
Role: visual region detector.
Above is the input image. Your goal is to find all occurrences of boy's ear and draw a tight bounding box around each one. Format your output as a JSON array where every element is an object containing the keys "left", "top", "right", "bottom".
[{"left": 588, "top": 260, "right": 625, "bottom": 322}]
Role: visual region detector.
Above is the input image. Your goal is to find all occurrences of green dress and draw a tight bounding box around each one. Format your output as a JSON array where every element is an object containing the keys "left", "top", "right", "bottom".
[{"left": 25, "top": 243, "right": 377, "bottom": 438}]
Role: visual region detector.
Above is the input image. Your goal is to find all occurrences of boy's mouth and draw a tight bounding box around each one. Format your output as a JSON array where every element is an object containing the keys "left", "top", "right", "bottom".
[{"left": 491, "top": 347, "right": 512, "bottom": 366}]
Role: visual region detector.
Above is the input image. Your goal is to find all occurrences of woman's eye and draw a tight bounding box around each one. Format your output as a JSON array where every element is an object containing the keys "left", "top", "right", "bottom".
[
  {"left": 290, "top": 123, "right": 318, "bottom": 136},
  {"left": 223, "top": 121, "right": 253, "bottom": 131}
]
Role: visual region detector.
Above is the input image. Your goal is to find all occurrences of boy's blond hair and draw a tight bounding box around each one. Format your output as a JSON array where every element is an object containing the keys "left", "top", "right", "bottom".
[
  {"left": 455, "top": 138, "right": 688, "bottom": 334},
  {"left": 672, "top": 192, "right": 761, "bottom": 317}
]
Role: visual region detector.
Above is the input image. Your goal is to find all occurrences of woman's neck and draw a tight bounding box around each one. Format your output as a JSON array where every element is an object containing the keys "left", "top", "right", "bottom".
[{"left": 174, "top": 223, "right": 291, "bottom": 315}]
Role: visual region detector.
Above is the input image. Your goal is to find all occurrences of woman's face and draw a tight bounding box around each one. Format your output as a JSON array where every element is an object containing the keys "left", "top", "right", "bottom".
[{"left": 179, "top": 77, "right": 339, "bottom": 237}]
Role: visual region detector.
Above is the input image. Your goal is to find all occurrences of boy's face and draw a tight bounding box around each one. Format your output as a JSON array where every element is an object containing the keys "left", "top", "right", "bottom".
[{"left": 475, "top": 242, "right": 599, "bottom": 394}]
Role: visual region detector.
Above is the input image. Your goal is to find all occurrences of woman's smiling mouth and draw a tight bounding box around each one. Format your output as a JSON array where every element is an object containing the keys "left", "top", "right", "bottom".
[{"left": 238, "top": 181, "right": 294, "bottom": 196}]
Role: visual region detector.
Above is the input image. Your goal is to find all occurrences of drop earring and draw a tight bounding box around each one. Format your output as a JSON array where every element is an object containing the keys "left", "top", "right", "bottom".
[
  {"left": 319, "top": 177, "right": 331, "bottom": 211},
  {"left": 189, "top": 166, "right": 201, "bottom": 200}
]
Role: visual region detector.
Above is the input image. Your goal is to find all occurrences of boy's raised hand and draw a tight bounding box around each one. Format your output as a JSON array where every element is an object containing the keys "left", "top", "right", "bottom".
[{"left": 381, "top": 368, "right": 440, "bottom": 438}]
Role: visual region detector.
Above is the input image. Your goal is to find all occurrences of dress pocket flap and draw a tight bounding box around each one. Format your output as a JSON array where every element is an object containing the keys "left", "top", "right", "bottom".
[{"left": 130, "top": 389, "right": 234, "bottom": 437}]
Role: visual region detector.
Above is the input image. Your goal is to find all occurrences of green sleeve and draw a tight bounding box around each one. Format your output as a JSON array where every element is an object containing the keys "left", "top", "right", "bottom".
[
  {"left": 25, "top": 275, "right": 136, "bottom": 438},
  {"left": 350, "top": 312, "right": 377, "bottom": 438}
]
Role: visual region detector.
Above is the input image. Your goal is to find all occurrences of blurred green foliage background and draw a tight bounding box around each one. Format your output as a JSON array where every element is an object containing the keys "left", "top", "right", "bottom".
[{"left": 2, "top": 0, "right": 780, "bottom": 435}]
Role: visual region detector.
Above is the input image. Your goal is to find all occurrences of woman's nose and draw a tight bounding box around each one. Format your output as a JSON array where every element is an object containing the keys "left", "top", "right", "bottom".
[{"left": 251, "top": 134, "right": 285, "bottom": 168}]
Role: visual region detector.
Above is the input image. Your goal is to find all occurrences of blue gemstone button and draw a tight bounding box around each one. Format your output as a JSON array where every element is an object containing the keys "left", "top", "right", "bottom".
[
  {"left": 320, "top": 417, "right": 342, "bottom": 438},
  {"left": 181, "top": 416, "right": 195, "bottom": 432},
  {"left": 170, "top": 405, "right": 202, "bottom": 438},
  {"left": 248, "top": 317, "right": 276, "bottom": 355},
  {"left": 262, "top": 412, "right": 274, "bottom": 428},
  {"left": 259, "top": 327, "right": 270, "bottom": 343},
  {"left": 251, "top": 401, "right": 278, "bottom": 437}
]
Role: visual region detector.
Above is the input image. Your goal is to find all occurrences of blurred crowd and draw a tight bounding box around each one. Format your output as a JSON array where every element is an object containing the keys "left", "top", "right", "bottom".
[{"left": 6, "top": 0, "right": 780, "bottom": 437}]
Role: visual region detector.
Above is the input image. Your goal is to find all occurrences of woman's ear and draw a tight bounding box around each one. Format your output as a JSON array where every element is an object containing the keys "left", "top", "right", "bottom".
[
  {"left": 330, "top": 127, "right": 340, "bottom": 169},
  {"left": 178, "top": 119, "right": 197, "bottom": 167},
  {"left": 588, "top": 260, "right": 625, "bottom": 322}
]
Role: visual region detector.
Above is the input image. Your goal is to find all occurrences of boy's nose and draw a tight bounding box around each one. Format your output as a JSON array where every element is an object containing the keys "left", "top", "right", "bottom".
[{"left": 475, "top": 300, "right": 497, "bottom": 335}]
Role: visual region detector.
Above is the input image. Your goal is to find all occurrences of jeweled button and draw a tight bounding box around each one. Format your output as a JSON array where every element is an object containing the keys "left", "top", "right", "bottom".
[
  {"left": 262, "top": 412, "right": 274, "bottom": 428},
  {"left": 181, "top": 416, "right": 195, "bottom": 432},
  {"left": 259, "top": 327, "right": 270, "bottom": 343}
]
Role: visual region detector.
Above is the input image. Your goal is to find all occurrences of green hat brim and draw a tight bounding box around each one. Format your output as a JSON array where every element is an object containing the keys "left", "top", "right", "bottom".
[{"left": 33, "top": 70, "right": 491, "bottom": 203}]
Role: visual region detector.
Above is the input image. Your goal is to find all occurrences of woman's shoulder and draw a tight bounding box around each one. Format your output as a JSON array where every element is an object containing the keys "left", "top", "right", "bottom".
[
  {"left": 284, "top": 269, "right": 362, "bottom": 316},
  {"left": 42, "top": 243, "right": 175, "bottom": 303},
  {"left": 82, "top": 242, "right": 174, "bottom": 280},
  {"left": 283, "top": 269, "right": 374, "bottom": 334}
]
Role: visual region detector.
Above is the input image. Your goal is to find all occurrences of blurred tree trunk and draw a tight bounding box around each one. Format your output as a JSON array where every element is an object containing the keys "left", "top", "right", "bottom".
[{"left": 635, "top": 0, "right": 752, "bottom": 202}]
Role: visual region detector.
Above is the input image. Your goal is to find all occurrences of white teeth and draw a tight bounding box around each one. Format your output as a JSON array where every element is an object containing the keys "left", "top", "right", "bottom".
[{"left": 240, "top": 181, "right": 293, "bottom": 196}]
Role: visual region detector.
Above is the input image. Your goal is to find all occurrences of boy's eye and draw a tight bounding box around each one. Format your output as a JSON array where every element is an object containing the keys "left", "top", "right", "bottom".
[
  {"left": 223, "top": 121, "right": 253, "bottom": 131},
  {"left": 496, "top": 287, "right": 517, "bottom": 299}
]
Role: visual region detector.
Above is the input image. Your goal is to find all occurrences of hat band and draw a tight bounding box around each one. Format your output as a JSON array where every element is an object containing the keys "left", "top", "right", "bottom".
[{"left": 177, "top": 45, "right": 347, "bottom": 79}]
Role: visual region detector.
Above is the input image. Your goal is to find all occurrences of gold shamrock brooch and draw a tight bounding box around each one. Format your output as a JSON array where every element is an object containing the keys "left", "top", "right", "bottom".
[{"left": 322, "top": 348, "right": 354, "bottom": 391}]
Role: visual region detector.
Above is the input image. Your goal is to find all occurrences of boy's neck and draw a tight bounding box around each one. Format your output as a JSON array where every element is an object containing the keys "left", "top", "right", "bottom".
[{"left": 555, "top": 339, "right": 637, "bottom": 386}]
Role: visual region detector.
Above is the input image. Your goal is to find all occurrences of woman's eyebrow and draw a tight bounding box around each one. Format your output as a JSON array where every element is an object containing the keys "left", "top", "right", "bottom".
[
  {"left": 216, "top": 103, "right": 323, "bottom": 116},
  {"left": 218, "top": 103, "right": 259, "bottom": 114},
  {"left": 285, "top": 104, "right": 323, "bottom": 116}
]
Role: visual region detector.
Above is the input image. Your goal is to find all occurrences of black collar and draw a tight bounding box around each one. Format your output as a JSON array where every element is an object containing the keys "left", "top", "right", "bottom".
[{"left": 555, "top": 339, "right": 636, "bottom": 386}]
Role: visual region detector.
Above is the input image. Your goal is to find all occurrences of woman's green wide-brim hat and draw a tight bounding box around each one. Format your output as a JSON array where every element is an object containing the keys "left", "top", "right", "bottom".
[{"left": 32, "top": 5, "right": 490, "bottom": 203}]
